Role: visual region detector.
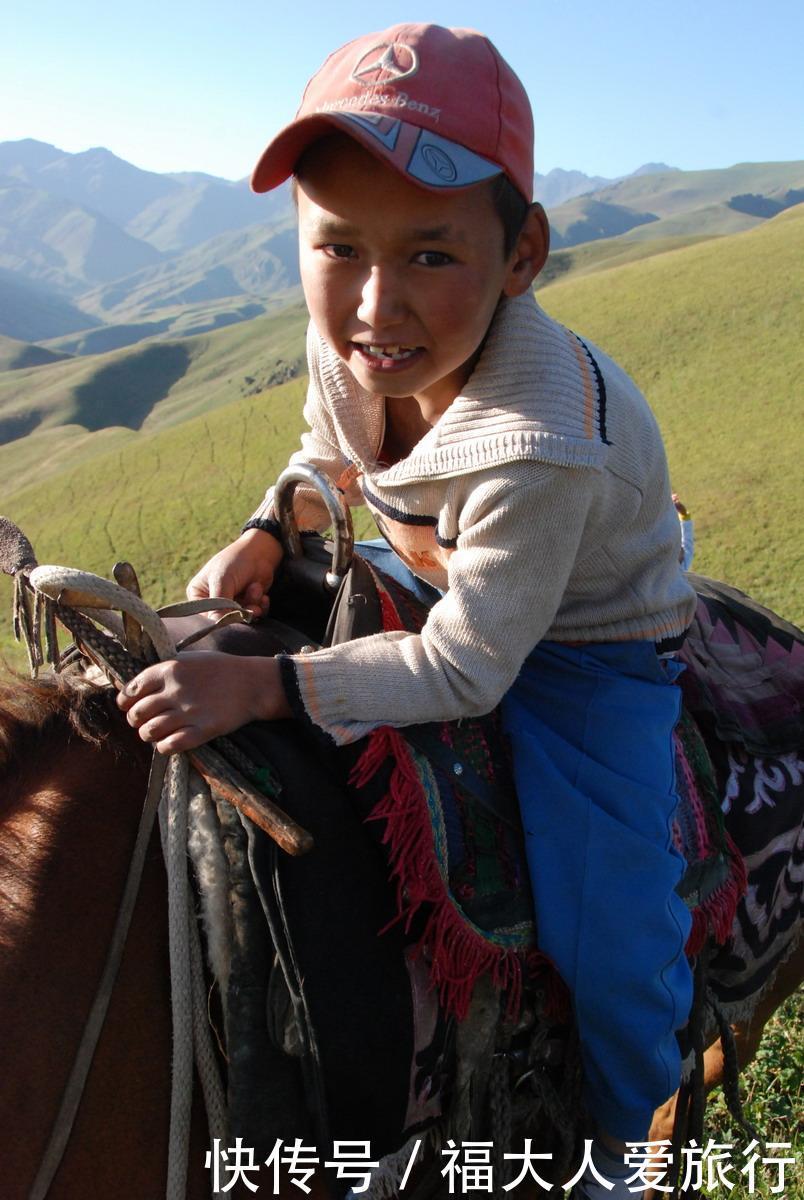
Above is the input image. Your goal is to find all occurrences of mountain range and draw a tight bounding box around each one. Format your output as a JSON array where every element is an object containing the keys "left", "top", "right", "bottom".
[{"left": 2, "top": 139, "right": 803, "bottom": 352}]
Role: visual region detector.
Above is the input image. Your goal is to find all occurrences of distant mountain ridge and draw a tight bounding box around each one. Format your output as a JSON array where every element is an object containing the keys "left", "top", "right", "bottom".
[
  {"left": 0, "top": 179, "right": 162, "bottom": 293},
  {"left": 0, "top": 139, "right": 291, "bottom": 252},
  {"left": 1, "top": 138, "right": 803, "bottom": 350},
  {"left": 533, "top": 163, "right": 677, "bottom": 207}
]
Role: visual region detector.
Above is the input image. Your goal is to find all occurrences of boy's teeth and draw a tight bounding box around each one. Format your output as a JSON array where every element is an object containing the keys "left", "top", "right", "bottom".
[{"left": 364, "top": 344, "right": 416, "bottom": 360}]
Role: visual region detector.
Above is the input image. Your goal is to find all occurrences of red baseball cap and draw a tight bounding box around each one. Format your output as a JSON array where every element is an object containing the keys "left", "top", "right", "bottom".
[{"left": 251, "top": 24, "right": 534, "bottom": 201}]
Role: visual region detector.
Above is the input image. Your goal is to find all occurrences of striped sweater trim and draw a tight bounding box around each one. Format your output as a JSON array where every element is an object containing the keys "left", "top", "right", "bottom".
[
  {"left": 367, "top": 431, "right": 608, "bottom": 481},
  {"left": 361, "top": 483, "right": 458, "bottom": 548},
  {"left": 574, "top": 333, "right": 611, "bottom": 446},
  {"left": 277, "top": 656, "right": 338, "bottom": 748},
  {"left": 361, "top": 481, "right": 439, "bottom": 526}
]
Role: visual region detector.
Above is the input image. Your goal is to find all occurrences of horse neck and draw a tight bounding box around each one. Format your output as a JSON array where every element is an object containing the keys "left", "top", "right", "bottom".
[{"left": 0, "top": 719, "right": 186, "bottom": 1193}]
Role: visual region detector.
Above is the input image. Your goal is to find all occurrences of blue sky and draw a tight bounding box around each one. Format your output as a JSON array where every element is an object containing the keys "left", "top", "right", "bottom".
[{"left": 5, "top": 0, "right": 803, "bottom": 181}]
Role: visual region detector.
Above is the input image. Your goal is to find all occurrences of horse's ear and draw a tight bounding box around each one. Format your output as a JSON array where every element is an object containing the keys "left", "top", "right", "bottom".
[{"left": 0, "top": 517, "right": 37, "bottom": 576}]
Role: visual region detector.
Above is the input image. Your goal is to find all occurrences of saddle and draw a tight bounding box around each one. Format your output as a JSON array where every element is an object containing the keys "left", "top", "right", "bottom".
[{"left": 203, "top": 539, "right": 750, "bottom": 1195}]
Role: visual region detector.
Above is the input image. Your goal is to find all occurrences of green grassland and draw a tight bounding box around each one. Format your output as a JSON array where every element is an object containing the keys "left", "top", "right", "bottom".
[
  {"left": 0, "top": 301, "right": 309, "bottom": 494},
  {"left": 537, "top": 232, "right": 715, "bottom": 289},
  {"left": 539, "top": 204, "right": 804, "bottom": 624},
  {"left": 0, "top": 374, "right": 304, "bottom": 627},
  {"left": 0, "top": 365, "right": 376, "bottom": 671}
]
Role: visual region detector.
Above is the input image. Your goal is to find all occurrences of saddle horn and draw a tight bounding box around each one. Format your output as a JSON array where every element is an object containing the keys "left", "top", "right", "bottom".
[{"left": 272, "top": 463, "right": 354, "bottom": 591}]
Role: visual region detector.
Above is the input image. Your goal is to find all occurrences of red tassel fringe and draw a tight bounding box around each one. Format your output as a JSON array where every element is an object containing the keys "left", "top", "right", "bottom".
[
  {"left": 684, "top": 828, "right": 748, "bottom": 956},
  {"left": 351, "top": 725, "right": 558, "bottom": 1023},
  {"left": 375, "top": 586, "right": 406, "bottom": 633}
]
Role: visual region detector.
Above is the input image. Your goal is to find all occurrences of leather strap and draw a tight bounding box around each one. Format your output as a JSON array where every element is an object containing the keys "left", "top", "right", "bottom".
[{"left": 29, "top": 751, "right": 167, "bottom": 1200}]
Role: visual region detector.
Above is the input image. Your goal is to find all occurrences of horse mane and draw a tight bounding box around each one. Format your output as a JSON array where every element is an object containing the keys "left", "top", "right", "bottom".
[{"left": 0, "top": 669, "right": 119, "bottom": 779}]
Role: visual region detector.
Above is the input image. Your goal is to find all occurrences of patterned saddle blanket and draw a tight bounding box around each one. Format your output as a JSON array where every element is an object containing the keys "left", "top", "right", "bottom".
[{"left": 345, "top": 559, "right": 748, "bottom": 1023}]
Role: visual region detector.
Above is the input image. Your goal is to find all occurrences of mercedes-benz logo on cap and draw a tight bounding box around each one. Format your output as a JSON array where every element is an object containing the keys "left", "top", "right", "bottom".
[
  {"left": 421, "top": 144, "right": 457, "bottom": 182},
  {"left": 351, "top": 42, "right": 419, "bottom": 87}
]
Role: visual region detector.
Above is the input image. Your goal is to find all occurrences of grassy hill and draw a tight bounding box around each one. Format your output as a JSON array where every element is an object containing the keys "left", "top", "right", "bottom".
[
  {"left": 536, "top": 232, "right": 714, "bottom": 288},
  {"left": 0, "top": 333, "right": 71, "bottom": 371},
  {"left": 0, "top": 206, "right": 802, "bottom": 665},
  {"left": 547, "top": 160, "right": 804, "bottom": 248},
  {"left": 0, "top": 301, "right": 308, "bottom": 490},
  {"left": 539, "top": 203, "right": 803, "bottom": 620},
  {"left": 591, "top": 161, "right": 804, "bottom": 218}
]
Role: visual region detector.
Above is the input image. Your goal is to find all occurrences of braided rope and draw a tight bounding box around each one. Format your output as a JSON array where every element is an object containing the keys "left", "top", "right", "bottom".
[
  {"left": 706, "top": 988, "right": 762, "bottom": 1143},
  {"left": 488, "top": 1053, "right": 513, "bottom": 1192},
  {"left": 28, "top": 564, "right": 228, "bottom": 1198},
  {"left": 161, "top": 753, "right": 196, "bottom": 1199}
]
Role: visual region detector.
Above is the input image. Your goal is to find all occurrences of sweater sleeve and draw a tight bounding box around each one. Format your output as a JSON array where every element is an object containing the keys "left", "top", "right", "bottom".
[
  {"left": 245, "top": 325, "right": 365, "bottom": 535},
  {"left": 281, "top": 463, "right": 596, "bottom": 745}
]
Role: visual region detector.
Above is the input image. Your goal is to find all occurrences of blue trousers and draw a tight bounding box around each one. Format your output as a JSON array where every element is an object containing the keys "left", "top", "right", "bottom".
[
  {"left": 501, "top": 641, "right": 692, "bottom": 1139},
  {"left": 357, "top": 541, "right": 693, "bottom": 1139}
]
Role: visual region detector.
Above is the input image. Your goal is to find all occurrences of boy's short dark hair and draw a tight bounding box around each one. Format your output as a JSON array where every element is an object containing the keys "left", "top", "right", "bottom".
[{"left": 489, "top": 175, "right": 531, "bottom": 257}]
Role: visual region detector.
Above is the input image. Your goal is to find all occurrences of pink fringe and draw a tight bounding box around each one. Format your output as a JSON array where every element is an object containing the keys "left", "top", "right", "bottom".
[
  {"left": 684, "top": 829, "right": 748, "bottom": 956},
  {"left": 674, "top": 724, "right": 748, "bottom": 957},
  {"left": 351, "top": 725, "right": 557, "bottom": 1023}
]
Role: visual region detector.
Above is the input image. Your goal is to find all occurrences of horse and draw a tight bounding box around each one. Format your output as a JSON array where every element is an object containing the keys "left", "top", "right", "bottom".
[{"left": 0, "top": 513, "right": 802, "bottom": 1199}]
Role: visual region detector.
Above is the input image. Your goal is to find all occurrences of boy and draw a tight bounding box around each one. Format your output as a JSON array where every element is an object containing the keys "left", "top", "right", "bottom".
[{"left": 119, "top": 24, "right": 696, "bottom": 1196}]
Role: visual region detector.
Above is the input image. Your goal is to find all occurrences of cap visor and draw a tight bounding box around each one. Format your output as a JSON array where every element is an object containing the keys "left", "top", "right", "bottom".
[{"left": 251, "top": 112, "right": 502, "bottom": 194}]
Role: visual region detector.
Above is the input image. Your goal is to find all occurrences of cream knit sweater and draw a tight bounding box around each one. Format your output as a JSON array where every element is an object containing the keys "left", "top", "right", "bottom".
[{"left": 249, "top": 290, "right": 696, "bottom": 745}]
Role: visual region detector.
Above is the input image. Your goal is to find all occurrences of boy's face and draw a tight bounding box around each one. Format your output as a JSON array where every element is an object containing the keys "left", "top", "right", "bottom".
[{"left": 296, "top": 136, "right": 538, "bottom": 418}]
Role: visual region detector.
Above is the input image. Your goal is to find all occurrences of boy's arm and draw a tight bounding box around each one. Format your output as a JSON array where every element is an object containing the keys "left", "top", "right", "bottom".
[
  {"left": 276, "top": 465, "right": 596, "bottom": 744},
  {"left": 275, "top": 463, "right": 694, "bottom": 745},
  {"left": 122, "top": 470, "right": 580, "bottom": 755}
]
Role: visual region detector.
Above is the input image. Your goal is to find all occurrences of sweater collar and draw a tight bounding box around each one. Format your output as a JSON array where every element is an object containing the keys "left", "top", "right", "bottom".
[{"left": 311, "top": 290, "right": 610, "bottom": 483}]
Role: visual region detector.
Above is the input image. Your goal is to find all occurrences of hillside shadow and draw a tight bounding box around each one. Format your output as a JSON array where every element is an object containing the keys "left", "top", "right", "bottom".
[
  {"left": 0, "top": 410, "right": 42, "bottom": 445},
  {"left": 728, "top": 189, "right": 804, "bottom": 219},
  {"left": 8, "top": 344, "right": 71, "bottom": 370},
  {"left": 554, "top": 201, "right": 659, "bottom": 249},
  {"left": 70, "top": 342, "right": 191, "bottom": 431}
]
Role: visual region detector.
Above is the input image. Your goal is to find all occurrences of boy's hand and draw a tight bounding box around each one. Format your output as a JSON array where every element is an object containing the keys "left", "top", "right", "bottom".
[
  {"left": 671, "top": 492, "right": 690, "bottom": 519},
  {"left": 187, "top": 528, "right": 285, "bottom": 617},
  {"left": 117, "top": 652, "right": 291, "bottom": 754}
]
